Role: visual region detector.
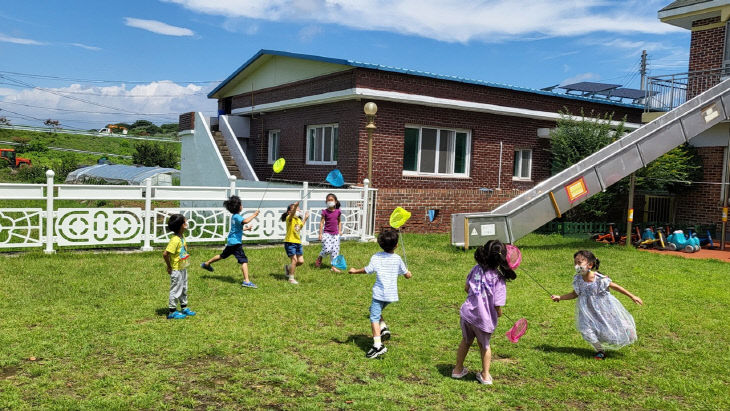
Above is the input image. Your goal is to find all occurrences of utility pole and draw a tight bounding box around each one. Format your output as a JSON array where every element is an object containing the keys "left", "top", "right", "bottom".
[{"left": 626, "top": 50, "right": 646, "bottom": 247}]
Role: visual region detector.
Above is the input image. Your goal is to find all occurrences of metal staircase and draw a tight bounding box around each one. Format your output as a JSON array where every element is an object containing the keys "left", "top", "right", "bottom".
[{"left": 452, "top": 78, "right": 730, "bottom": 246}]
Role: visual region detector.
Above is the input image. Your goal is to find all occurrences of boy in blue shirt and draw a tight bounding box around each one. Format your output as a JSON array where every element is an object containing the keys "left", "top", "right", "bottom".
[
  {"left": 349, "top": 228, "right": 412, "bottom": 358},
  {"left": 200, "top": 196, "right": 260, "bottom": 288}
]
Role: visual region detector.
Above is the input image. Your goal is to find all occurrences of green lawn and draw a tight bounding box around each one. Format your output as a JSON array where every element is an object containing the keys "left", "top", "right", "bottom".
[{"left": 1, "top": 234, "right": 728, "bottom": 409}]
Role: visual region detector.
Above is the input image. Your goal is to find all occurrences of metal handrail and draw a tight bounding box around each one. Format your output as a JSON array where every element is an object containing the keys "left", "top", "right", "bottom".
[{"left": 645, "top": 67, "right": 725, "bottom": 112}]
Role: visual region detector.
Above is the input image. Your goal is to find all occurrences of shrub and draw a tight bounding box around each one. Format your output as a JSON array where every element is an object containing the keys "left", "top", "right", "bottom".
[
  {"left": 132, "top": 141, "right": 178, "bottom": 168},
  {"left": 17, "top": 166, "right": 48, "bottom": 184}
]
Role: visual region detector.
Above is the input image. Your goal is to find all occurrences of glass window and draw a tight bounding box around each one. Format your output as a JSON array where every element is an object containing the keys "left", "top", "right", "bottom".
[
  {"left": 513, "top": 149, "right": 532, "bottom": 180},
  {"left": 268, "top": 130, "right": 279, "bottom": 164},
  {"left": 402, "top": 126, "right": 470, "bottom": 176},
  {"left": 306, "top": 124, "right": 338, "bottom": 165}
]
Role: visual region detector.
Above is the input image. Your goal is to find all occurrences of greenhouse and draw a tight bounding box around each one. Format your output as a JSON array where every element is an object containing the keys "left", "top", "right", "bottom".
[{"left": 65, "top": 164, "right": 180, "bottom": 185}]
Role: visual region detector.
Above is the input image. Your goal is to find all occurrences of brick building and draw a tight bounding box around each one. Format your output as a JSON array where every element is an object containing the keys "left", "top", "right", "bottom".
[
  {"left": 653, "top": 1, "right": 730, "bottom": 231},
  {"left": 181, "top": 50, "right": 645, "bottom": 233}
]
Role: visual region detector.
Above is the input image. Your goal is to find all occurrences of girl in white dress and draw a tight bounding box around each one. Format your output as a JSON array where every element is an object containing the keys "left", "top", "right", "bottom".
[{"left": 551, "top": 250, "right": 644, "bottom": 359}]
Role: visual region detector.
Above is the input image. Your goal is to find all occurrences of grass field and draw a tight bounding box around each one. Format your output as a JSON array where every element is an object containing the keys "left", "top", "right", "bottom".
[{"left": 1, "top": 234, "right": 728, "bottom": 409}]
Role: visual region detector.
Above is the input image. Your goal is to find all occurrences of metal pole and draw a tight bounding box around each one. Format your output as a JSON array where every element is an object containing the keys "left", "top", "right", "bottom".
[
  {"left": 367, "top": 127, "right": 374, "bottom": 185},
  {"left": 44, "top": 170, "right": 55, "bottom": 254},
  {"left": 302, "top": 181, "right": 309, "bottom": 245},
  {"left": 497, "top": 141, "right": 503, "bottom": 190},
  {"left": 360, "top": 179, "right": 370, "bottom": 242}
]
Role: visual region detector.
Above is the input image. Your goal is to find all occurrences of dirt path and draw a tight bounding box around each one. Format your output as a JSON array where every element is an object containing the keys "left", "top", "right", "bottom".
[{"left": 640, "top": 243, "right": 730, "bottom": 263}]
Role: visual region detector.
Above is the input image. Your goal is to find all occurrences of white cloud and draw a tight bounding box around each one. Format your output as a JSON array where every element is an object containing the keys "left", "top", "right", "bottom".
[
  {"left": 560, "top": 72, "right": 601, "bottom": 86},
  {"left": 0, "top": 33, "right": 45, "bottom": 45},
  {"left": 298, "top": 25, "right": 322, "bottom": 42},
  {"left": 68, "top": 42, "right": 101, "bottom": 51},
  {"left": 163, "top": 0, "right": 683, "bottom": 43},
  {"left": 124, "top": 17, "right": 195, "bottom": 36},
  {"left": 0, "top": 81, "right": 216, "bottom": 129}
]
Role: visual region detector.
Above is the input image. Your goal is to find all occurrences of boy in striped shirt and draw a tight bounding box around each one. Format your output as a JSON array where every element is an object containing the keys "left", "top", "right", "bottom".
[{"left": 349, "top": 228, "right": 412, "bottom": 358}]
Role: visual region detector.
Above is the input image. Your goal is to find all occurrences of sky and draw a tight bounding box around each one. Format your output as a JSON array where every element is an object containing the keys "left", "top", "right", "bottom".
[{"left": 0, "top": 0, "right": 691, "bottom": 131}]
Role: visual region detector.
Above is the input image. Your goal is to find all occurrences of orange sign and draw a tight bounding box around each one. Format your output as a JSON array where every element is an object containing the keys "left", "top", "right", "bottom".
[
  {"left": 565, "top": 177, "right": 589, "bottom": 203},
  {"left": 723, "top": 207, "right": 728, "bottom": 222},
  {"left": 628, "top": 208, "right": 634, "bottom": 222}
]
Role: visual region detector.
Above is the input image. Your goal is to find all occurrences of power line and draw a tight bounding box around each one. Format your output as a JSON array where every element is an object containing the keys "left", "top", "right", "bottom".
[
  {"left": 0, "top": 70, "right": 221, "bottom": 85},
  {"left": 0, "top": 100, "right": 214, "bottom": 117},
  {"left": 0, "top": 81, "right": 209, "bottom": 97}
]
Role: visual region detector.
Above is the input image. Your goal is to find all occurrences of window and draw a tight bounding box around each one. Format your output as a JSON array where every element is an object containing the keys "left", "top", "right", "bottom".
[
  {"left": 513, "top": 149, "right": 532, "bottom": 180},
  {"left": 402, "top": 126, "right": 470, "bottom": 176},
  {"left": 268, "top": 130, "right": 280, "bottom": 164},
  {"left": 306, "top": 124, "right": 338, "bottom": 165}
]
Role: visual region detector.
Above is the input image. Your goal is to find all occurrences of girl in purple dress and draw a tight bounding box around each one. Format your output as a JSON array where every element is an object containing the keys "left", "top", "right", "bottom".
[
  {"left": 316, "top": 193, "right": 342, "bottom": 272},
  {"left": 452, "top": 240, "right": 516, "bottom": 385}
]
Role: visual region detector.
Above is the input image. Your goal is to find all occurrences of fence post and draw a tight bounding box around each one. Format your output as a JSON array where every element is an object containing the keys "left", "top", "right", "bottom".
[
  {"left": 141, "top": 178, "right": 153, "bottom": 251},
  {"left": 44, "top": 170, "right": 55, "bottom": 254},
  {"left": 302, "top": 181, "right": 309, "bottom": 245},
  {"left": 228, "top": 175, "right": 237, "bottom": 198},
  {"left": 360, "top": 179, "right": 370, "bottom": 242}
]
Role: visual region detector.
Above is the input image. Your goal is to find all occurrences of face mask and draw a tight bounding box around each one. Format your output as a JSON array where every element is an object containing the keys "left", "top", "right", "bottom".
[
  {"left": 575, "top": 264, "right": 585, "bottom": 275},
  {"left": 295, "top": 210, "right": 303, "bottom": 218},
  {"left": 327, "top": 201, "right": 336, "bottom": 208}
]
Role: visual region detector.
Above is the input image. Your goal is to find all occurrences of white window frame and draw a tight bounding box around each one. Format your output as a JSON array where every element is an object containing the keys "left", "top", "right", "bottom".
[
  {"left": 402, "top": 125, "right": 471, "bottom": 177},
  {"left": 305, "top": 124, "right": 338, "bottom": 165},
  {"left": 268, "top": 129, "right": 280, "bottom": 164},
  {"left": 513, "top": 148, "right": 532, "bottom": 181}
]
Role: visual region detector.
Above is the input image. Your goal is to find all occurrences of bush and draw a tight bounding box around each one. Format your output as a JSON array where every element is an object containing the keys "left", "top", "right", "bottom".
[
  {"left": 16, "top": 166, "right": 48, "bottom": 184},
  {"left": 132, "top": 141, "right": 178, "bottom": 168}
]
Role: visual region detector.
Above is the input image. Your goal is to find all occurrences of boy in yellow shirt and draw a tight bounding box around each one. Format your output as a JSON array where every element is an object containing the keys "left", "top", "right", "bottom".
[{"left": 162, "top": 214, "right": 196, "bottom": 319}]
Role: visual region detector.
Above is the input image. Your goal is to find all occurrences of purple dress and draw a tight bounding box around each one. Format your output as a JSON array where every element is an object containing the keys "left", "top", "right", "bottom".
[{"left": 460, "top": 265, "right": 507, "bottom": 333}]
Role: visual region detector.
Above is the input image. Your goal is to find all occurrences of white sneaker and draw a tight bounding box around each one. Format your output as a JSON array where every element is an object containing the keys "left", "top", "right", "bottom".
[{"left": 475, "top": 372, "right": 493, "bottom": 385}]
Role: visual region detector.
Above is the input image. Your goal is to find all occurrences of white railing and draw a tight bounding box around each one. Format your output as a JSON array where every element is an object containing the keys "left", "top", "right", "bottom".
[{"left": 0, "top": 172, "right": 376, "bottom": 253}]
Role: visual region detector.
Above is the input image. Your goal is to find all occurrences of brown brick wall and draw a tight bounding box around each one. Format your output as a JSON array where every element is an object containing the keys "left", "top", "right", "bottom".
[
  {"left": 179, "top": 112, "right": 195, "bottom": 131},
  {"left": 230, "top": 70, "right": 357, "bottom": 112},
  {"left": 689, "top": 16, "right": 724, "bottom": 73},
  {"left": 376, "top": 188, "right": 521, "bottom": 234},
  {"left": 674, "top": 146, "right": 727, "bottom": 230}
]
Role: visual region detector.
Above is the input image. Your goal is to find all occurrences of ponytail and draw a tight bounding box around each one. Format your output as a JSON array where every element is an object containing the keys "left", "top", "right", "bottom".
[{"left": 475, "top": 240, "right": 516, "bottom": 281}]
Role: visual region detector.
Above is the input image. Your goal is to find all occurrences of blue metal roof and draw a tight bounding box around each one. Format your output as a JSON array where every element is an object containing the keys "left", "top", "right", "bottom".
[{"left": 208, "top": 49, "right": 644, "bottom": 109}]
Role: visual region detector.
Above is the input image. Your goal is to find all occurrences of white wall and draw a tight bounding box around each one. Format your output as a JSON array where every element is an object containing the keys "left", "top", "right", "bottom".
[{"left": 180, "top": 112, "right": 230, "bottom": 188}]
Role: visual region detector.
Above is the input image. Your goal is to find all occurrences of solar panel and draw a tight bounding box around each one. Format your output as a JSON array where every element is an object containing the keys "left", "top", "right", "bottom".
[
  {"left": 561, "top": 82, "right": 621, "bottom": 93},
  {"left": 597, "top": 88, "right": 653, "bottom": 99}
]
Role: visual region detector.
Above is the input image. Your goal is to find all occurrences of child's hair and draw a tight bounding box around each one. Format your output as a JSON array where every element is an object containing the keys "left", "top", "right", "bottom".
[
  {"left": 224, "top": 195, "right": 242, "bottom": 214},
  {"left": 326, "top": 193, "right": 341, "bottom": 209},
  {"left": 574, "top": 250, "right": 600, "bottom": 271},
  {"left": 377, "top": 228, "right": 399, "bottom": 253},
  {"left": 474, "top": 240, "right": 516, "bottom": 281},
  {"left": 167, "top": 214, "right": 186, "bottom": 234},
  {"left": 280, "top": 203, "right": 295, "bottom": 222}
]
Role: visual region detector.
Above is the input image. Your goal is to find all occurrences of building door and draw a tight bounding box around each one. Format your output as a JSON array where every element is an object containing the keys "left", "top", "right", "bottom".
[{"left": 642, "top": 195, "right": 675, "bottom": 223}]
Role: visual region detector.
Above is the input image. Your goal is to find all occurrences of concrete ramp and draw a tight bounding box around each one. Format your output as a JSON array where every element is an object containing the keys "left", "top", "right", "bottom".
[{"left": 452, "top": 79, "right": 730, "bottom": 246}]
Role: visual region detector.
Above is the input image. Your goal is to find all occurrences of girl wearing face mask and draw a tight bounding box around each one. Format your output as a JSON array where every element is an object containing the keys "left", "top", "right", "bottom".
[
  {"left": 316, "top": 193, "right": 342, "bottom": 272},
  {"left": 551, "top": 250, "right": 643, "bottom": 359},
  {"left": 281, "top": 201, "right": 309, "bottom": 284}
]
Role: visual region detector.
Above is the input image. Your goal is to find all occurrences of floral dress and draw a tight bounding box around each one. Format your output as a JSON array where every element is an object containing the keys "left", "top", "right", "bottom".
[{"left": 573, "top": 272, "right": 637, "bottom": 349}]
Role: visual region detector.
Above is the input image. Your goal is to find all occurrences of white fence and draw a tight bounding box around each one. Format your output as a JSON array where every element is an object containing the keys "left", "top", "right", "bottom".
[{"left": 0, "top": 172, "right": 376, "bottom": 253}]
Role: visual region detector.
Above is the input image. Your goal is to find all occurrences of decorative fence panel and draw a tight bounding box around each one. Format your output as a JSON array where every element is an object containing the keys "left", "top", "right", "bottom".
[{"left": 0, "top": 171, "right": 376, "bottom": 253}]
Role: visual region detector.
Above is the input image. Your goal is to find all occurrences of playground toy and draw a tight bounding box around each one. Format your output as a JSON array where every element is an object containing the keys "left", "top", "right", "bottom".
[{"left": 666, "top": 230, "right": 701, "bottom": 253}]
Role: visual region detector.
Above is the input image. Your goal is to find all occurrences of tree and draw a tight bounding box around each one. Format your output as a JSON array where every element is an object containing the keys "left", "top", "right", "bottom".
[
  {"left": 44, "top": 119, "right": 60, "bottom": 133},
  {"left": 160, "top": 123, "right": 179, "bottom": 134},
  {"left": 132, "top": 141, "right": 178, "bottom": 168},
  {"left": 549, "top": 109, "right": 701, "bottom": 221},
  {"left": 0, "top": 116, "right": 10, "bottom": 126}
]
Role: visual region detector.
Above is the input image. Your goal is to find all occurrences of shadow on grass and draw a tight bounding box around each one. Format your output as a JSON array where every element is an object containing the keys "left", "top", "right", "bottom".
[
  {"left": 331, "top": 334, "right": 371, "bottom": 353},
  {"left": 200, "top": 274, "right": 238, "bottom": 284},
  {"left": 269, "top": 272, "right": 289, "bottom": 281},
  {"left": 534, "top": 344, "right": 623, "bottom": 359},
  {"left": 155, "top": 307, "right": 169, "bottom": 317}
]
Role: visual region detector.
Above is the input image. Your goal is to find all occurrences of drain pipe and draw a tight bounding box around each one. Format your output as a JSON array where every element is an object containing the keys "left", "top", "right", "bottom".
[
  {"left": 722, "top": 130, "right": 730, "bottom": 250},
  {"left": 497, "top": 141, "right": 503, "bottom": 190}
]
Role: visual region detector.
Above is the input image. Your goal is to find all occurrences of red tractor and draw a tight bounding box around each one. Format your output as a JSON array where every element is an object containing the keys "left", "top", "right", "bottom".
[{"left": 0, "top": 148, "right": 32, "bottom": 168}]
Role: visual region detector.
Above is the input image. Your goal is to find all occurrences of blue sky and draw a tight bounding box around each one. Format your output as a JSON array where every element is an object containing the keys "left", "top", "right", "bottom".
[{"left": 0, "top": 0, "right": 690, "bottom": 130}]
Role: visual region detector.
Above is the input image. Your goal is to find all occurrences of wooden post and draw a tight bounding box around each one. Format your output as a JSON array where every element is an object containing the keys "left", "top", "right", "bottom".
[{"left": 463, "top": 217, "right": 469, "bottom": 250}]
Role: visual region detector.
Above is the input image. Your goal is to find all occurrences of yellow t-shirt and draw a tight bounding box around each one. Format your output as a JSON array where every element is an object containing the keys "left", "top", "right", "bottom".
[
  {"left": 165, "top": 235, "right": 189, "bottom": 270},
  {"left": 284, "top": 215, "right": 304, "bottom": 244}
]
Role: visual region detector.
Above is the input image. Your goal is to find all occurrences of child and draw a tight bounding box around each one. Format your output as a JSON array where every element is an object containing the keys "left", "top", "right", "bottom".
[
  {"left": 200, "top": 196, "right": 260, "bottom": 288},
  {"left": 348, "top": 228, "right": 412, "bottom": 359},
  {"left": 551, "top": 250, "right": 644, "bottom": 359},
  {"left": 281, "top": 201, "right": 309, "bottom": 284},
  {"left": 316, "top": 193, "right": 342, "bottom": 272},
  {"left": 452, "top": 240, "right": 515, "bottom": 385},
  {"left": 162, "top": 214, "right": 196, "bottom": 320}
]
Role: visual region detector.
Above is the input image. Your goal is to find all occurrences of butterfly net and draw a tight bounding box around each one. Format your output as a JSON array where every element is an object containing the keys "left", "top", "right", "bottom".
[
  {"left": 325, "top": 169, "right": 344, "bottom": 187},
  {"left": 389, "top": 207, "right": 411, "bottom": 229},
  {"left": 332, "top": 255, "right": 347, "bottom": 270},
  {"left": 505, "top": 318, "right": 528, "bottom": 343},
  {"left": 505, "top": 244, "right": 522, "bottom": 270}
]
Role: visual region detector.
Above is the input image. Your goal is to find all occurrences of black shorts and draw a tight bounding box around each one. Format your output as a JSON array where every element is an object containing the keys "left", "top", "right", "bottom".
[{"left": 220, "top": 244, "right": 248, "bottom": 263}]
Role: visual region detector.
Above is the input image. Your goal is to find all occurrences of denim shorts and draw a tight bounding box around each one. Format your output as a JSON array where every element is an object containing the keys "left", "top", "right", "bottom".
[
  {"left": 284, "top": 242, "right": 303, "bottom": 257},
  {"left": 369, "top": 298, "right": 391, "bottom": 323}
]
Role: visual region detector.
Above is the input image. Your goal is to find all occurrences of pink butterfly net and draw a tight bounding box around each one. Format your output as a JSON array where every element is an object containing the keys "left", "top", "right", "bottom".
[{"left": 504, "top": 244, "right": 527, "bottom": 343}]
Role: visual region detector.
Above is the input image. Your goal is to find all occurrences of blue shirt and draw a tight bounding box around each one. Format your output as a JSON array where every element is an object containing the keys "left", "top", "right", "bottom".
[
  {"left": 226, "top": 214, "right": 244, "bottom": 245},
  {"left": 365, "top": 252, "right": 408, "bottom": 302}
]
